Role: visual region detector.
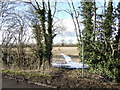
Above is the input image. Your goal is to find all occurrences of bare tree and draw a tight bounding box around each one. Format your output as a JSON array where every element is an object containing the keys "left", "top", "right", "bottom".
[
  {"left": 0, "top": 2, "right": 16, "bottom": 66},
  {"left": 0, "top": 1, "right": 30, "bottom": 69}
]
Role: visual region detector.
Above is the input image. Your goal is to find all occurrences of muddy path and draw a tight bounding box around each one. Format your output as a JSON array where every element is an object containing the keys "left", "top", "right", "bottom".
[{"left": 2, "top": 76, "right": 46, "bottom": 88}]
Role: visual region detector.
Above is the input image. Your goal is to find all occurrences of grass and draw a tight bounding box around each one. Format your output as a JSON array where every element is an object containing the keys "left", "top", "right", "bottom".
[{"left": 2, "top": 69, "right": 51, "bottom": 79}]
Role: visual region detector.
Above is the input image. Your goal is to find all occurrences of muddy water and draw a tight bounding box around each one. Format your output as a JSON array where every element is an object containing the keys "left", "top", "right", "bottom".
[{"left": 2, "top": 76, "right": 46, "bottom": 88}]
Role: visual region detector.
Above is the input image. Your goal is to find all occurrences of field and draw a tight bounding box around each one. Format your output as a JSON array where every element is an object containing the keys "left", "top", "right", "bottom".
[
  {"left": 52, "top": 47, "right": 80, "bottom": 63},
  {"left": 52, "top": 47, "right": 79, "bottom": 56},
  {"left": 24, "top": 46, "right": 80, "bottom": 63}
]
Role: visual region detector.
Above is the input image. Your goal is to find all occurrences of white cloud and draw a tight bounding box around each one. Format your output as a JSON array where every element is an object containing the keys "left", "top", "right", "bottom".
[
  {"left": 62, "top": 18, "right": 75, "bottom": 32},
  {"left": 53, "top": 36, "right": 77, "bottom": 44},
  {"left": 53, "top": 18, "right": 78, "bottom": 44}
]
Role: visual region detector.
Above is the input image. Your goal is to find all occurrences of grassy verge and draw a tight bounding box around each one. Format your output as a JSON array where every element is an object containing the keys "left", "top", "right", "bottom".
[
  {"left": 2, "top": 69, "right": 51, "bottom": 78},
  {"left": 1, "top": 69, "right": 120, "bottom": 88},
  {"left": 2, "top": 69, "right": 52, "bottom": 87}
]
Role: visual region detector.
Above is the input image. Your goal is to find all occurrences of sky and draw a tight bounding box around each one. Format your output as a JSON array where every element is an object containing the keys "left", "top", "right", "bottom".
[
  {"left": 0, "top": 0, "right": 119, "bottom": 44},
  {"left": 53, "top": 0, "right": 119, "bottom": 44}
]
